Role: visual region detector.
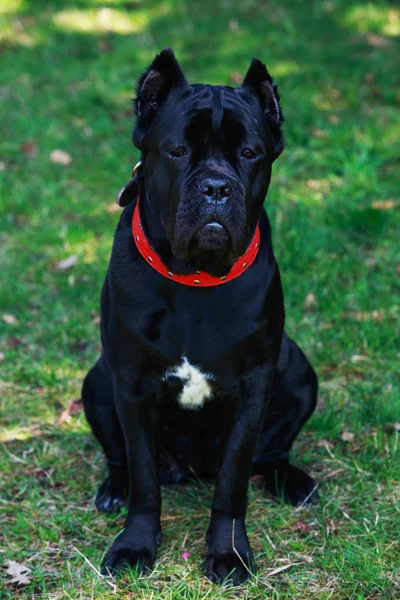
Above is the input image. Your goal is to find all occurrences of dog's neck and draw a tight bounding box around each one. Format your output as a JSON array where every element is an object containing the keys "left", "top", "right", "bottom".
[{"left": 138, "top": 187, "right": 236, "bottom": 277}]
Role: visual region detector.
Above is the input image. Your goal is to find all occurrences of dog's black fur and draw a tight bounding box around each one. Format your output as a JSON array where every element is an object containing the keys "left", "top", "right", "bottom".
[{"left": 82, "top": 49, "right": 318, "bottom": 585}]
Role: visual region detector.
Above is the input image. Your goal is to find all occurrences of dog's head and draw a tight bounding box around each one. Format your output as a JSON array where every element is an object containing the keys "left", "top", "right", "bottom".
[{"left": 132, "top": 49, "right": 284, "bottom": 276}]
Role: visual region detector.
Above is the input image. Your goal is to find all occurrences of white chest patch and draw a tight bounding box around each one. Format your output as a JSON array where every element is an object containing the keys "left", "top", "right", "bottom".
[{"left": 164, "top": 357, "right": 213, "bottom": 410}]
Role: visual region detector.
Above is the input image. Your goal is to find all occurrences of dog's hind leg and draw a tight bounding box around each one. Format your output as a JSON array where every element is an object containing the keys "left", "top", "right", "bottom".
[
  {"left": 82, "top": 355, "right": 128, "bottom": 513},
  {"left": 252, "top": 333, "right": 319, "bottom": 506}
]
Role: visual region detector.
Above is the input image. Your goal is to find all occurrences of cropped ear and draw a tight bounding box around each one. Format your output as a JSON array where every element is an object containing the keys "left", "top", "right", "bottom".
[
  {"left": 134, "top": 48, "right": 188, "bottom": 120},
  {"left": 242, "top": 58, "right": 284, "bottom": 159}
]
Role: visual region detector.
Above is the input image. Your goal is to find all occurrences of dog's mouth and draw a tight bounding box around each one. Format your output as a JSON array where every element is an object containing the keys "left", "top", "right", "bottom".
[{"left": 190, "top": 220, "right": 231, "bottom": 256}]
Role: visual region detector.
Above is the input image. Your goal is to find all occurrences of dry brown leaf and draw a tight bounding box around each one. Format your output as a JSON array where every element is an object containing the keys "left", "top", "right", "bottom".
[
  {"left": 372, "top": 199, "right": 396, "bottom": 210},
  {"left": 4, "top": 560, "right": 31, "bottom": 586},
  {"left": 230, "top": 71, "right": 242, "bottom": 84},
  {"left": 7, "top": 336, "right": 22, "bottom": 350},
  {"left": 20, "top": 141, "right": 38, "bottom": 158},
  {"left": 107, "top": 201, "right": 120, "bottom": 213},
  {"left": 295, "top": 521, "right": 309, "bottom": 533},
  {"left": 304, "top": 293, "right": 317, "bottom": 309},
  {"left": 366, "top": 34, "right": 392, "bottom": 48},
  {"left": 56, "top": 254, "right": 77, "bottom": 270},
  {"left": 345, "top": 310, "right": 384, "bottom": 322},
  {"left": 50, "top": 149, "right": 72, "bottom": 165},
  {"left": 312, "top": 128, "right": 327, "bottom": 138},
  {"left": 57, "top": 398, "right": 83, "bottom": 425},
  {"left": 2, "top": 313, "right": 18, "bottom": 325},
  {"left": 341, "top": 430, "right": 355, "bottom": 443},
  {"left": 365, "top": 257, "right": 377, "bottom": 266},
  {"left": 316, "top": 439, "right": 335, "bottom": 448},
  {"left": 306, "top": 180, "right": 322, "bottom": 190}
]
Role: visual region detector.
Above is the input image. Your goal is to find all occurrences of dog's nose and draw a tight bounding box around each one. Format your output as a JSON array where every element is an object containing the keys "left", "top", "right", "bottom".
[{"left": 199, "top": 178, "right": 232, "bottom": 203}]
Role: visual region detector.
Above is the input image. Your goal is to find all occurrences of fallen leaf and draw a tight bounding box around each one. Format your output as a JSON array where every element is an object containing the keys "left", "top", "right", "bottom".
[
  {"left": 4, "top": 560, "right": 31, "bottom": 586},
  {"left": 7, "top": 336, "right": 22, "bottom": 349},
  {"left": 345, "top": 310, "right": 384, "bottom": 322},
  {"left": 228, "top": 18, "right": 239, "bottom": 33},
  {"left": 316, "top": 439, "right": 335, "bottom": 448},
  {"left": 57, "top": 398, "right": 83, "bottom": 425},
  {"left": 306, "top": 180, "right": 322, "bottom": 190},
  {"left": 312, "top": 128, "right": 327, "bottom": 138},
  {"left": 91, "top": 312, "right": 100, "bottom": 325},
  {"left": 0, "top": 379, "right": 12, "bottom": 388},
  {"left": 2, "top": 313, "right": 18, "bottom": 325},
  {"left": 366, "top": 34, "right": 392, "bottom": 48},
  {"left": 341, "top": 430, "right": 355, "bottom": 443},
  {"left": 43, "top": 565, "right": 59, "bottom": 574},
  {"left": 20, "top": 141, "right": 38, "bottom": 157},
  {"left": 351, "top": 355, "right": 370, "bottom": 363},
  {"left": 107, "top": 201, "right": 120, "bottom": 213},
  {"left": 56, "top": 254, "right": 77, "bottom": 270},
  {"left": 372, "top": 199, "right": 396, "bottom": 210},
  {"left": 365, "top": 257, "right": 377, "bottom": 266},
  {"left": 304, "top": 293, "right": 317, "bottom": 309},
  {"left": 295, "top": 521, "right": 309, "bottom": 533},
  {"left": 324, "top": 1, "right": 335, "bottom": 13},
  {"left": 50, "top": 149, "right": 72, "bottom": 165},
  {"left": 230, "top": 71, "right": 242, "bottom": 84}
]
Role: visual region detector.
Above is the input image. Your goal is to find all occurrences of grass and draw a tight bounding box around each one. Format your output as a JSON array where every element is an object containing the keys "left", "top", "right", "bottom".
[{"left": 0, "top": 0, "right": 399, "bottom": 598}]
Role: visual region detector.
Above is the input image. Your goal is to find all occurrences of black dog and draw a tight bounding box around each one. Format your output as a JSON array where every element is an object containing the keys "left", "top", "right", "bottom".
[{"left": 82, "top": 49, "right": 318, "bottom": 585}]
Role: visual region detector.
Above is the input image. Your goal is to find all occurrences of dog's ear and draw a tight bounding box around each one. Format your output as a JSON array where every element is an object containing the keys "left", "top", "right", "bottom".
[
  {"left": 134, "top": 48, "right": 187, "bottom": 124},
  {"left": 242, "top": 58, "right": 284, "bottom": 159},
  {"left": 116, "top": 161, "right": 141, "bottom": 207}
]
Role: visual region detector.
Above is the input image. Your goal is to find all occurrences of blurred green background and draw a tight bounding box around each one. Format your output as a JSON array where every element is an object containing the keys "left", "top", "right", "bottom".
[{"left": 0, "top": 1, "right": 399, "bottom": 598}]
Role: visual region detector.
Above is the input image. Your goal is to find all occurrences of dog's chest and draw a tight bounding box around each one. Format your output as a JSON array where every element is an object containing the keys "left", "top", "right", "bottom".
[{"left": 164, "top": 357, "right": 214, "bottom": 410}]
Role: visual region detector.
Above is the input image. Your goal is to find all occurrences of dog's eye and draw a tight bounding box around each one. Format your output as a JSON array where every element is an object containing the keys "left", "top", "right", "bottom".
[
  {"left": 169, "top": 146, "right": 187, "bottom": 158},
  {"left": 241, "top": 147, "right": 257, "bottom": 159}
]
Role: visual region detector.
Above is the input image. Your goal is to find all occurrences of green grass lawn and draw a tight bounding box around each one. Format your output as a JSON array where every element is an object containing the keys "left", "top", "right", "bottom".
[{"left": 1, "top": 0, "right": 399, "bottom": 598}]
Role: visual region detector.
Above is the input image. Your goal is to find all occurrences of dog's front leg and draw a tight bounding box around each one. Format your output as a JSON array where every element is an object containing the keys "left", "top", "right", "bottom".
[
  {"left": 101, "top": 374, "right": 161, "bottom": 576},
  {"left": 204, "top": 368, "right": 274, "bottom": 585}
]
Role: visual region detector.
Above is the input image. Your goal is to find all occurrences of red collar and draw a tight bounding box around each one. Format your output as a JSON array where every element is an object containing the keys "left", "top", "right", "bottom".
[{"left": 132, "top": 195, "right": 260, "bottom": 287}]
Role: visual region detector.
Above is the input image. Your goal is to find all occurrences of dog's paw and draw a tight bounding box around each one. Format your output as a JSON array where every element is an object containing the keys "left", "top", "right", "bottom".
[
  {"left": 101, "top": 546, "right": 155, "bottom": 576},
  {"left": 95, "top": 476, "right": 127, "bottom": 514},
  {"left": 204, "top": 518, "right": 255, "bottom": 586},
  {"left": 101, "top": 527, "right": 161, "bottom": 577},
  {"left": 203, "top": 548, "right": 255, "bottom": 586},
  {"left": 264, "top": 463, "right": 319, "bottom": 507}
]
